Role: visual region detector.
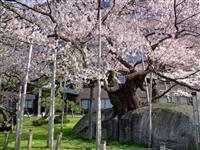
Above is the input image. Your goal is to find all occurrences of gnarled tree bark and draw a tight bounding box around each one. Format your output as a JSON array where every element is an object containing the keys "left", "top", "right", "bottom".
[
  {"left": 103, "top": 49, "right": 159, "bottom": 117},
  {"left": 104, "top": 68, "right": 152, "bottom": 117}
]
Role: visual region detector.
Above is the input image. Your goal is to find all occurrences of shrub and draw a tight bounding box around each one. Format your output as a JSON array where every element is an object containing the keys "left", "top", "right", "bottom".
[
  {"left": 32, "top": 118, "right": 48, "bottom": 126},
  {"left": 54, "top": 115, "right": 70, "bottom": 124},
  {"left": 32, "top": 116, "right": 70, "bottom": 126}
]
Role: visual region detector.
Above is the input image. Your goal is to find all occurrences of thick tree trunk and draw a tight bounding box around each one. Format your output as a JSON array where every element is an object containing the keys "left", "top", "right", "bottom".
[
  {"left": 106, "top": 83, "right": 141, "bottom": 117},
  {"left": 104, "top": 69, "right": 151, "bottom": 117}
]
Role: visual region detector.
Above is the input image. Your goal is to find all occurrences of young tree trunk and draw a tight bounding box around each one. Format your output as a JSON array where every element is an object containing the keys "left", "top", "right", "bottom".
[
  {"left": 37, "top": 88, "right": 42, "bottom": 117},
  {"left": 88, "top": 83, "right": 94, "bottom": 140},
  {"left": 71, "top": 109, "right": 74, "bottom": 118},
  {"left": 48, "top": 48, "right": 57, "bottom": 150},
  {"left": 15, "top": 44, "right": 33, "bottom": 150},
  {"left": 96, "top": 1, "right": 102, "bottom": 149},
  {"left": 96, "top": 79, "right": 102, "bottom": 150},
  {"left": 60, "top": 77, "right": 66, "bottom": 132},
  {"left": 0, "top": 77, "right": 2, "bottom": 97},
  {"left": 142, "top": 55, "right": 153, "bottom": 148},
  {"left": 64, "top": 99, "right": 68, "bottom": 116},
  {"left": 148, "top": 72, "right": 153, "bottom": 148},
  {"left": 3, "top": 131, "right": 9, "bottom": 149}
]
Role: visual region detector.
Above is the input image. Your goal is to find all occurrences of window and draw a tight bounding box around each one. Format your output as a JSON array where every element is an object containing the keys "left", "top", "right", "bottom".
[
  {"left": 80, "top": 99, "right": 112, "bottom": 110},
  {"left": 25, "top": 100, "right": 33, "bottom": 109},
  {"left": 80, "top": 99, "right": 89, "bottom": 109},
  {"left": 80, "top": 99, "right": 94, "bottom": 109},
  {"left": 101, "top": 99, "right": 113, "bottom": 109}
]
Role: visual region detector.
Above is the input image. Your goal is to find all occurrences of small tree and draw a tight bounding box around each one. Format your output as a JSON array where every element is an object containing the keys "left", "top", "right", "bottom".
[{"left": 68, "top": 101, "right": 83, "bottom": 117}]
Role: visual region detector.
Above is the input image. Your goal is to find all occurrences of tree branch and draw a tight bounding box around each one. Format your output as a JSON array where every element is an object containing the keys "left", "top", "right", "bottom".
[
  {"left": 152, "top": 83, "right": 177, "bottom": 100},
  {"left": 173, "top": 0, "right": 179, "bottom": 37},
  {"left": 153, "top": 71, "right": 200, "bottom": 91},
  {"left": 177, "top": 11, "right": 200, "bottom": 25},
  {"left": 1, "top": 2, "right": 41, "bottom": 28},
  {"left": 109, "top": 50, "right": 133, "bottom": 69},
  {"left": 151, "top": 34, "right": 172, "bottom": 50},
  {"left": 14, "top": 0, "right": 56, "bottom": 23}
]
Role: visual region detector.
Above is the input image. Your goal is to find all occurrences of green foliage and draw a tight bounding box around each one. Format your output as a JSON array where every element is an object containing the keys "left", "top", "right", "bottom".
[
  {"left": 32, "top": 115, "right": 70, "bottom": 126},
  {"left": 36, "top": 86, "right": 63, "bottom": 112},
  {"left": 32, "top": 117, "right": 48, "bottom": 126},
  {"left": 2, "top": 74, "right": 20, "bottom": 91},
  {"left": 4, "top": 3, "right": 13, "bottom": 9},
  {"left": 68, "top": 101, "right": 83, "bottom": 114},
  {"left": 0, "top": 117, "right": 146, "bottom": 149},
  {"left": 40, "top": 96, "right": 63, "bottom": 112},
  {"left": 54, "top": 115, "right": 70, "bottom": 124},
  {"left": 0, "top": 114, "right": 3, "bottom": 123}
]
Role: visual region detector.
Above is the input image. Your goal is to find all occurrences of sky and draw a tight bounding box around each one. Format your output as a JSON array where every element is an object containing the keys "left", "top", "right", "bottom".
[
  {"left": 20, "top": 0, "right": 47, "bottom": 5},
  {"left": 4, "top": 0, "right": 48, "bottom": 6}
]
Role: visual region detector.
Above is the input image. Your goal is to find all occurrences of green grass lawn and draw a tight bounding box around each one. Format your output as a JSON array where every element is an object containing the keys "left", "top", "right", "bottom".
[{"left": 0, "top": 116, "right": 147, "bottom": 150}]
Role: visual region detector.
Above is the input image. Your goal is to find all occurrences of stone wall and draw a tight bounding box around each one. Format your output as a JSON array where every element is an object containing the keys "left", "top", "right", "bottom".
[{"left": 73, "top": 104, "right": 196, "bottom": 150}]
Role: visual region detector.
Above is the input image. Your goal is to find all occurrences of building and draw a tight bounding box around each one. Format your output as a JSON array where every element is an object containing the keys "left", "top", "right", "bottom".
[
  {"left": 76, "top": 86, "right": 112, "bottom": 110},
  {"left": 2, "top": 91, "right": 37, "bottom": 115}
]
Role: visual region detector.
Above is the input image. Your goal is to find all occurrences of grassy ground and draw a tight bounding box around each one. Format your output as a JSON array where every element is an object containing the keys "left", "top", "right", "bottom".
[{"left": 0, "top": 116, "right": 147, "bottom": 150}]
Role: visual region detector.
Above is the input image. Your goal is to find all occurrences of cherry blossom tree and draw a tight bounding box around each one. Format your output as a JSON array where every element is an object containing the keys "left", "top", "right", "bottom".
[
  {"left": 1, "top": 0, "right": 200, "bottom": 149},
  {"left": 0, "top": 2, "right": 93, "bottom": 149},
  {"left": 1, "top": 0, "right": 199, "bottom": 119},
  {"left": 89, "top": 0, "right": 200, "bottom": 117}
]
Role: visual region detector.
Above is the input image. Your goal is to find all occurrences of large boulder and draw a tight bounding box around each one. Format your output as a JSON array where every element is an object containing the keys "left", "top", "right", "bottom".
[{"left": 73, "top": 104, "right": 196, "bottom": 150}]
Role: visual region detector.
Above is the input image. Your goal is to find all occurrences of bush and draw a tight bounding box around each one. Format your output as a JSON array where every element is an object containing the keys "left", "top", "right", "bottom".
[
  {"left": 54, "top": 115, "right": 70, "bottom": 124},
  {"left": 32, "top": 116, "right": 70, "bottom": 126},
  {"left": 32, "top": 118, "right": 48, "bottom": 126}
]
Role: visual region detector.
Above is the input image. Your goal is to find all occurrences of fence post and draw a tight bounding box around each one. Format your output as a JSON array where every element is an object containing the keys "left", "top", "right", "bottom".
[
  {"left": 3, "top": 131, "right": 9, "bottom": 150},
  {"left": 55, "top": 132, "right": 63, "bottom": 150},
  {"left": 27, "top": 129, "right": 33, "bottom": 150},
  {"left": 100, "top": 141, "right": 106, "bottom": 150},
  {"left": 160, "top": 142, "right": 166, "bottom": 150}
]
